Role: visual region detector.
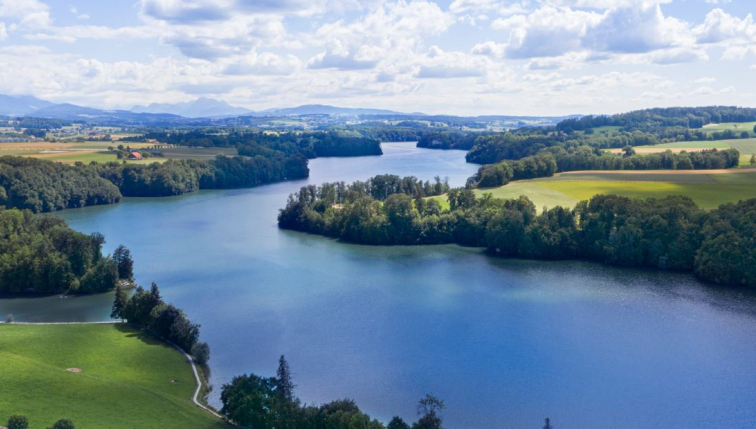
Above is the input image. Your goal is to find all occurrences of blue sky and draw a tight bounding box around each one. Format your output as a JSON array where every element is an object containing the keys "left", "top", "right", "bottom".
[{"left": 0, "top": 0, "right": 754, "bottom": 115}]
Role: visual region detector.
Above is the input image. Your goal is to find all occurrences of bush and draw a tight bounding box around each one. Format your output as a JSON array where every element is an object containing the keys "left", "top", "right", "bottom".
[
  {"left": 49, "top": 418, "right": 75, "bottom": 429},
  {"left": 7, "top": 415, "right": 29, "bottom": 429}
]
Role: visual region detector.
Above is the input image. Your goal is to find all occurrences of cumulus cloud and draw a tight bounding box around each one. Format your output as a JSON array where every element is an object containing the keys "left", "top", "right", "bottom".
[
  {"left": 416, "top": 46, "right": 489, "bottom": 78},
  {"left": 694, "top": 9, "right": 756, "bottom": 44},
  {"left": 224, "top": 52, "right": 300, "bottom": 75},
  {"left": 0, "top": 22, "right": 6, "bottom": 41},
  {"left": 0, "top": 0, "right": 51, "bottom": 30}
]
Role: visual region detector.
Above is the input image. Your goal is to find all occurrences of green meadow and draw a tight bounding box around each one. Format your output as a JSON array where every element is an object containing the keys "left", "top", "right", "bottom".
[
  {"left": 0, "top": 324, "right": 225, "bottom": 429},
  {"left": 438, "top": 170, "right": 756, "bottom": 211}
]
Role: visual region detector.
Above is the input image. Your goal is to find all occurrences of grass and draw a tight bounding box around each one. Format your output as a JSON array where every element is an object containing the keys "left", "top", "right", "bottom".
[
  {"left": 535, "top": 181, "right": 756, "bottom": 210},
  {"left": 0, "top": 324, "right": 225, "bottom": 429},
  {"left": 701, "top": 122, "right": 756, "bottom": 134}
]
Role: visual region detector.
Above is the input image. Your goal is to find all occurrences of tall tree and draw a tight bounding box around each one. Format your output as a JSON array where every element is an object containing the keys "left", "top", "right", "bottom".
[
  {"left": 111, "top": 285, "right": 127, "bottom": 320},
  {"left": 412, "top": 395, "right": 444, "bottom": 429},
  {"left": 113, "top": 245, "right": 134, "bottom": 279},
  {"left": 276, "top": 355, "right": 296, "bottom": 403}
]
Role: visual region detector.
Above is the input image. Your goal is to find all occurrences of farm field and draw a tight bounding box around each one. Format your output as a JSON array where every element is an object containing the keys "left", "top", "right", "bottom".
[
  {"left": 0, "top": 141, "right": 239, "bottom": 164},
  {"left": 701, "top": 122, "right": 756, "bottom": 134},
  {"left": 605, "top": 138, "right": 756, "bottom": 155},
  {"left": 161, "top": 147, "right": 238, "bottom": 160},
  {"left": 0, "top": 324, "right": 225, "bottom": 429},
  {"left": 470, "top": 170, "right": 756, "bottom": 211}
]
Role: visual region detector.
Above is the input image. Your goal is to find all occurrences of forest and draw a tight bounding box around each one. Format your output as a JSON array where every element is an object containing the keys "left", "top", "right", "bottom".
[
  {"left": 278, "top": 177, "right": 756, "bottom": 288},
  {"left": 0, "top": 208, "right": 132, "bottom": 294},
  {"left": 142, "top": 130, "right": 383, "bottom": 158}
]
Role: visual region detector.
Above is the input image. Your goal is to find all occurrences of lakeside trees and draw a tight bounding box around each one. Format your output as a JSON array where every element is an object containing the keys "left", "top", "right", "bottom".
[
  {"left": 279, "top": 180, "right": 756, "bottom": 288},
  {"left": 221, "top": 356, "right": 445, "bottom": 429},
  {"left": 0, "top": 157, "right": 121, "bottom": 213},
  {"left": 0, "top": 209, "right": 130, "bottom": 294}
]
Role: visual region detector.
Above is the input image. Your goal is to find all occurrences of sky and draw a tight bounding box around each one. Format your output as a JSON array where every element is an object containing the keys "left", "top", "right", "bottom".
[{"left": 0, "top": 0, "right": 754, "bottom": 116}]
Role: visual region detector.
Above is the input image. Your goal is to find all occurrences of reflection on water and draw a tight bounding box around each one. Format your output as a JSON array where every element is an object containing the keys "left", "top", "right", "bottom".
[{"left": 2, "top": 143, "right": 756, "bottom": 428}]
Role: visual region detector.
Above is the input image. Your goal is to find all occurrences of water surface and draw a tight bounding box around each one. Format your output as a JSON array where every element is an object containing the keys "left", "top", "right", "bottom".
[{"left": 2, "top": 143, "right": 756, "bottom": 428}]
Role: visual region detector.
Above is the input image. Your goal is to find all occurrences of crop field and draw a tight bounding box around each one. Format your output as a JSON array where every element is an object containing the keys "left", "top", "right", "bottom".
[
  {"left": 0, "top": 324, "right": 224, "bottom": 429},
  {"left": 701, "top": 122, "right": 756, "bottom": 134},
  {"left": 468, "top": 170, "right": 756, "bottom": 211},
  {"left": 161, "top": 147, "right": 238, "bottom": 160}
]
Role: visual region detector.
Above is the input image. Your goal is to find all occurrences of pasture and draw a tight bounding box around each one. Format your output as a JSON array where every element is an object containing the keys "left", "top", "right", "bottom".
[
  {"left": 471, "top": 170, "right": 756, "bottom": 211},
  {"left": 0, "top": 323, "right": 224, "bottom": 429},
  {"left": 701, "top": 122, "right": 756, "bottom": 135}
]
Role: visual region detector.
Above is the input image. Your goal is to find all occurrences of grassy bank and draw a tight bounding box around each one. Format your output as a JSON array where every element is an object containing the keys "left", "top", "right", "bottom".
[{"left": 0, "top": 324, "right": 224, "bottom": 429}]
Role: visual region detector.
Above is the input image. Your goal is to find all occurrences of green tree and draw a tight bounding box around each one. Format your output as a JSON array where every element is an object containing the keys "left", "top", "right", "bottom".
[
  {"left": 112, "top": 245, "right": 134, "bottom": 279},
  {"left": 543, "top": 417, "right": 553, "bottom": 429},
  {"left": 7, "top": 415, "right": 29, "bottom": 429},
  {"left": 5, "top": 313, "right": 14, "bottom": 323},
  {"left": 750, "top": 154, "right": 755, "bottom": 166},
  {"left": 50, "top": 418, "right": 75, "bottom": 429},
  {"left": 412, "top": 395, "right": 444, "bottom": 429},
  {"left": 110, "top": 285, "right": 127, "bottom": 320},
  {"left": 388, "top": 416, "right": 411, "bottom": 429},
  {"left": 191, "top": 342, "right": 211, "bottom": 366}
]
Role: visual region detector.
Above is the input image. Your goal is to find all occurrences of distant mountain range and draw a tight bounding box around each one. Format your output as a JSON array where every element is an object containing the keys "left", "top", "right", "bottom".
[
  {"left": 131, "top": 97, "right": 253, "bottom": 118},
  {"left": 0, "top": 94, "right": 577, "bottom": 125}
]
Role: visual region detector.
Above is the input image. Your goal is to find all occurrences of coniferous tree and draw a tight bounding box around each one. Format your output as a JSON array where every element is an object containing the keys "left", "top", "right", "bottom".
[
  {"left": 7, "top": 415, "right": 29, "bottom": 429},
  {"left": 276, "top": 355, "right": 296, "bottom": 403},
  {"left": 111, "top": 285, "right": 127, "bottom": 320}
]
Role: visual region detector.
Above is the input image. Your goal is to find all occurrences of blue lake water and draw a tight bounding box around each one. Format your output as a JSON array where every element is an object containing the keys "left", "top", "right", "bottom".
[{"left": 2, "top": 143, "right": 756, "bottom": 428}]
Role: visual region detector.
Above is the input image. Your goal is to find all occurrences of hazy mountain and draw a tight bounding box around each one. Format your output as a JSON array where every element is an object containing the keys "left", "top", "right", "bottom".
[
  {"left": 0, "top": 94, "right": 56, "bottom": 116},
  {"left": 253, "top": 104, "right": 422, "bottom": 117},
  {"left": 131, "top": 97, "right": 252, "bottom": 118}
]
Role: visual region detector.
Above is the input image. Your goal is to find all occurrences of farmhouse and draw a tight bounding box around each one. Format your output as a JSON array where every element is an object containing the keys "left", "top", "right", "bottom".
[{"left": 128, "top": 151, "right": 143, "bottom": 160}]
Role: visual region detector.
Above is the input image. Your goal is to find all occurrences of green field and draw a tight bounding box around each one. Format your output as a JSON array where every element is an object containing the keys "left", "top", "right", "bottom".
[
  {"left": 457, "top": 170, "right": 756, "bottom": 211},
  {"left": 701, "top": 122, "right": 756, "bottom": 134},
  {"left": 0, "top": 324, "right": 225, "bottom": 429},
  {"left": 631, "top": 138, "right": 756, "bottom": 155}
]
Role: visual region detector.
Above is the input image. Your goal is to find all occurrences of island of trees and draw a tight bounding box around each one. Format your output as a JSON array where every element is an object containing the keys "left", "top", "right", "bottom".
[{"left": 279, "top": 175, "right": 756, "bottom": 288}]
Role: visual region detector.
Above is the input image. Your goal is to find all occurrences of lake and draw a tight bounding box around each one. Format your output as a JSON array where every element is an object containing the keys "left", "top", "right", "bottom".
[{"left": 3, "top": 142, "right": 756, "bottom": 428}]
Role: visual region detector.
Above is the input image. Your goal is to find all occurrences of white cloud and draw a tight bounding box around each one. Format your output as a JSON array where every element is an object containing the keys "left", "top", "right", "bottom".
[
  {"left": 694, "top": 9, "right": 756, "bottom": 44},
  {"left": 0, "top": 0, "right": 51, "bottom": 30},
  {"left": 415, "top": 46, "right": 489, "bottom": 78},
  {"left": 0, "top": 22, "right": 6, "bottom": 41},
  {"left": 488, "top": 1, "right": 694, "bottom": 60}
]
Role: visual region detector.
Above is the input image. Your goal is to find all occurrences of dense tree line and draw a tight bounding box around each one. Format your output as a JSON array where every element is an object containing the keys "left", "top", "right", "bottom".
[
  {"left": 0, "top": 157, "right": 121, "bottom": 213},
  {"left": 417, "top": 132, "right": 481, "bottom": 150},
  {"left": 0, "top": 209, "right": 132, "bottom": 294},
  {"left": 142, "top": 130, "right": 383, "bottom": 158},
  {"left": 470, "top": 148, "right": 740, "bottom": 188},
  {"left": 279, "top": 182, "right": 756, "bottom": 288},
  {"left": 557, "top": 106, "right": 756, "bottom": 132},
  {"left": 327, "top": 124, "right": 425, "bottom": 142},
  {"left": 221, "top": 355, "right": 445, "bottom": 429},
  {"left": 95, "top": 154, "right": 309, "bottom": 197},
  {"left": 112, "top": 282, "right": 210, "bottom": 360}
]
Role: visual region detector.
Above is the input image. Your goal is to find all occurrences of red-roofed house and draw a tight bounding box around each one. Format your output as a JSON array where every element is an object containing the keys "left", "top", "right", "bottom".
[{"left": 128, "top": 152, "right": 143, "bottom": 160}]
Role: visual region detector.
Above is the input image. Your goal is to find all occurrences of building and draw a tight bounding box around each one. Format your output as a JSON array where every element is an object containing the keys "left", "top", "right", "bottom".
[{"left": 128, "top": 152, "right": 143, "bottom": 160}]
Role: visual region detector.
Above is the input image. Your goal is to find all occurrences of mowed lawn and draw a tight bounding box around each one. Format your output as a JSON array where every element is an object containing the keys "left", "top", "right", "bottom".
[
  {"left": 0, "top": 324, "right": 225, "bottom": 429},
  {"left": 471, "top": 171, "right": 756, "bottom": 211}
]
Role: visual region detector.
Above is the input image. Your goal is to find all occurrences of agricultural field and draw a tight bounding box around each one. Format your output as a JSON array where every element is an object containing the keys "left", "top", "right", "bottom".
[
  {"left": 469, "top": 170, "right": 756, "bottom": 211},
  {"left": 161, "top": 146, "right": 238, "bottom": 160},
  {"left": 701, "top": 122, "right": 756, "bottom": 135},
  {"left": 0, "top": 324, "right": 225, "bottom": 429},
  {"left": 0, "top": 141, "right": 240, "bottom": 164},
  {"left": 606, "top": 138, "right": 756, "bottom": 155}
]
